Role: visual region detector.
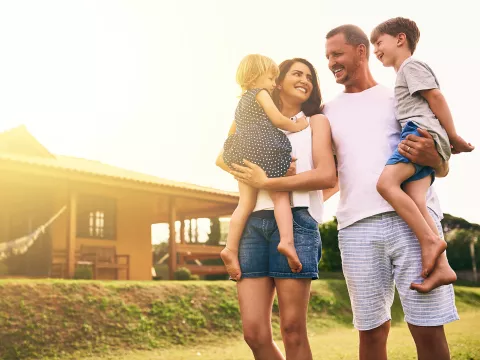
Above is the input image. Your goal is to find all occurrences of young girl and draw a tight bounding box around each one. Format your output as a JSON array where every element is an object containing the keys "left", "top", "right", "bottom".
[
  {"left": 219, "top": 54, "right": 309, "bottom": 281},
  {"left": 371, "top": 17, "right": 474, "bottom": 292}
]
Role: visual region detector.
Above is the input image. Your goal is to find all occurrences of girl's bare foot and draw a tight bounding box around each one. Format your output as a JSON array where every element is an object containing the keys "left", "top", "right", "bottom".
[
  {"left": 410, "top": 253, "right": 457, "bottom": 293},
  {"left": 421, "top": 236, "right": 447, "bottom": 278},
  {"left": 220, "top": 247, "right": 241, "bottom": 281},
  {"left": 450, "top": 135, "right": 475, "bottom": 154},
  {"left": 277, "top": 242, "right": 302, "bottom": 273}
]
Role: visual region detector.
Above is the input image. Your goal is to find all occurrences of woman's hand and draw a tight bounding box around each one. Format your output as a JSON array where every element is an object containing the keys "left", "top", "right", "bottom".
[
  {"left": 230, "top": 160, "right": 269, "bottom": 189},
  {"left": 285, "top": 157, "right": 297, "bottom": 177}
]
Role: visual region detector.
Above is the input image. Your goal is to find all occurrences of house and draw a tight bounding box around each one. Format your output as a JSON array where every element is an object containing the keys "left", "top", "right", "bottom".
[{"left": 0, "top": 126, "right": 238, "bottom": 280}]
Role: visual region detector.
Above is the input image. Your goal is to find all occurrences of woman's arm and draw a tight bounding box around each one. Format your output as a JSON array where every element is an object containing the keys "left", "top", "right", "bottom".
[
  {"left": 256, "top": 90, "right": 308, "bottom": 132},
  {"left": 323, "top": 180, "right": 339, "bottom": 201},
  {"left": 215, "top": 121, "right": 236, "bottom": 173},
  {"left": 231, "top": 114, "right": 337, "bottom": 191}
]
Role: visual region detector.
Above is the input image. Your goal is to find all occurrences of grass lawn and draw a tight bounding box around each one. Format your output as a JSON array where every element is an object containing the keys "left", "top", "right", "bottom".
[
  {"left": 80, "top": 311, "right": 480, "bottom": 360},
  {"left": 1, "top": 279, "right": 478, "bottom": 359}
]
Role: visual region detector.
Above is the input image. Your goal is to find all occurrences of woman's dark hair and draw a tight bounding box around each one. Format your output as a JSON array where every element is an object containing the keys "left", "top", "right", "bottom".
[{"left": 272, "top": 58, "right": 322, "bottom": 116}]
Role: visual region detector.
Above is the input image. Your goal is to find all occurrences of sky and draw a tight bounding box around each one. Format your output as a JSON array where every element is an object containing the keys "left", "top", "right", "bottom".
[{"left": 1, "top": 0, "right": 479, "bottom": 234}]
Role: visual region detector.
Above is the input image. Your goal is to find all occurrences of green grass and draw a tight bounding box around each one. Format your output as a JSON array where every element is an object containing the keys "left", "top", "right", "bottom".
[
  {"left": 79, "top": 312, "right": 480, "bottom": 360},
  {"left": 0, "top": 279, "right": 478, "bottom": 359}
]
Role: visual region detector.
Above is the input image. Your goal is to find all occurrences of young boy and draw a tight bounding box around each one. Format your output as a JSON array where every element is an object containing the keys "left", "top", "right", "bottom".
[{"left": 370, "top": 17, "right": 474, "bottom": 292}]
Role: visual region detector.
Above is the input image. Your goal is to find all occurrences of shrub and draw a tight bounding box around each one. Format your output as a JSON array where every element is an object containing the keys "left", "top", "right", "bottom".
[
  {"left": 174, "top": 267, "right": 192, "bottom": 280},
  {"left": 74, "top": 265, "right": 93, "bottom": 280}
]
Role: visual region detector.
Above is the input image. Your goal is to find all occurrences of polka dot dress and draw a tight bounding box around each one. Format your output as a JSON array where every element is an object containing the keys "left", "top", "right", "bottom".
[{"left": 223, "top": 88, "right": 292, "bottom": 178}]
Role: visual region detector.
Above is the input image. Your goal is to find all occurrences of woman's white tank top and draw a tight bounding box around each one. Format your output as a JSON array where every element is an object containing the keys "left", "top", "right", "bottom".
[{"left": 252, "top": 111, "right": 324, "bottom": 223}]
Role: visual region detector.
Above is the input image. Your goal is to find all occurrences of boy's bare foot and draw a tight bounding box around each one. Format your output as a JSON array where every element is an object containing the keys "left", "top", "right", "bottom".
[
  {"left": 220, "top": 247, "right": 241, "bottom": 281},
  {"left": 410, "top": 253, "right": 457, "bottom": 293},
  {"left": 450, "top": 135, "right": 475, "bottom": 154},
  {"left": 277, "top": 241, "right": 302, "bottom": 273},
  {"left": 421, "top": 236, "right": 447, "bottom": 278}
]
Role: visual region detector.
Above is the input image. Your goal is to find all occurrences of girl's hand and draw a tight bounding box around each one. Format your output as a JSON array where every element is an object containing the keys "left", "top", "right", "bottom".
[
  {"left": 230, "top": 160, "right": 269, "bottom": 189},
  {"left": 294, "top": 116, "right": 309, "bottom": 132}
]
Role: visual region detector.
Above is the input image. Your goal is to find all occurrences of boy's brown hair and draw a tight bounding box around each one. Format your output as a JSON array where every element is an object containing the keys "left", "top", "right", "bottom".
[{"left": 370, "top": 17, "right": 421, "bottom": 54}]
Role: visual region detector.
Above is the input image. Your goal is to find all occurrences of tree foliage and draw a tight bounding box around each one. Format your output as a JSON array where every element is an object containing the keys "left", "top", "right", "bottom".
[{"left": 318, "top": 218, "right": 342, "bottom": 271}]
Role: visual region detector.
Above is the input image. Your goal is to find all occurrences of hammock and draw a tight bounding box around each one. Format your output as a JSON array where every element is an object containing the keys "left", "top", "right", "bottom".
[{"left": 0, "top": 206, "right": 67, "bottom": 260}]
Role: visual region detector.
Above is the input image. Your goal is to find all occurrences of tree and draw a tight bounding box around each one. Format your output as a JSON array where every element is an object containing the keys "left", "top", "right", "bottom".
[
  {"left": 203, "top": 217, "right": 228, "bottom": 280},
  {"left": 318, "top": 218, "right": 342, "bottom": 272},
  {"left": 442, "top": 213, "right": 480, "bottom": 234},
  {"left": 206, "top": 217, "right": 221, "bottom": 246},
  {"left": 442, "top": 213, "right": 480, "bottom": 282}
]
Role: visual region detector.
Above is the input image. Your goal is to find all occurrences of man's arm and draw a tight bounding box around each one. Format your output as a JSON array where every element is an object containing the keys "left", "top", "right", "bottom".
[{"left": 397, "top": 127, "right": 449, "bottom": 177}]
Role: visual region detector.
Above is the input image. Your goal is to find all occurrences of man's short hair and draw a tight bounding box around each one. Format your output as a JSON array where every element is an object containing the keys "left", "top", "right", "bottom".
[
  {"left": 326, "top": 25, "right": 370, "bottom": 59},
  {"left": 370, "top": 17, "right": 420, "bottom": 54}
]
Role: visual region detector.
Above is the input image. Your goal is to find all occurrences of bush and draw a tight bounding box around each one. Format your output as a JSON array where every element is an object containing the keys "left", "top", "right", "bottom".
[
  {"left": 74, "top": 265, "right": 93, "bottom": 280},
  {"left": 174, "top": 267, "right": 192, "bottom": 280}
]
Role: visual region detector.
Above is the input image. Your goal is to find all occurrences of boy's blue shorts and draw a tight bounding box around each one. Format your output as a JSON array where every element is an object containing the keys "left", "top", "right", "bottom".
[{"left": 386, "top": 121, "right": 435, "bottom": 184}]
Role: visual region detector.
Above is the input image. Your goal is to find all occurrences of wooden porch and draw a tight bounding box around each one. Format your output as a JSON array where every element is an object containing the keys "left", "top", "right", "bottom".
[
  {"left": 163, "top": 198, "right": 234, "bottom": 280},
  {"left": 0, "top": 125, "right": 239, "bottom": 280}
]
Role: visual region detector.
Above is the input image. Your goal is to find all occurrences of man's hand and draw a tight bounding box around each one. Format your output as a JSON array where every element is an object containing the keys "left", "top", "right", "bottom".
[
  {"left": 398, "top": 128, "right": 442, "bottom": 168},
  {"left": 285, "top": 156, "right": 297, "bottom": 177},
  {"left": 230, "top": 160, "right": 269, "bottom": 189}
]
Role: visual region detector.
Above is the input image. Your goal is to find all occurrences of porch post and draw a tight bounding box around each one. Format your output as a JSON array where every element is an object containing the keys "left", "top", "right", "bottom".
[
  {"left": 179, "top": 217, "right": 185, "bottom": 266},
  {"left": 194, "top": 218, "right": 199, "bottom": 243},
  {"left": 168, "top": 197, "right": 177, "bottom": 280},
  {"left": 66, "top": 192, "right": 77, "bottom": 278}
]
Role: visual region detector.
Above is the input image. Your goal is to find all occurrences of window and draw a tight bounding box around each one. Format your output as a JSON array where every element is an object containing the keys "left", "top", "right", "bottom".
[{"left": 77, "top": 195, "right": 116, "bottom": 239}]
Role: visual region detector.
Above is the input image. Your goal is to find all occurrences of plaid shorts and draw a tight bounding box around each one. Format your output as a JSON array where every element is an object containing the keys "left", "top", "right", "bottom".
[{"left": 338, "top": 210, "right": 459, "bottom": 331}]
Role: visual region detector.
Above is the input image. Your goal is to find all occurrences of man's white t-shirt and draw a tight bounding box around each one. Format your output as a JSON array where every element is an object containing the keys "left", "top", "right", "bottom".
[{"left": 323, "top": 84, "right": 443, "bottom": 230}]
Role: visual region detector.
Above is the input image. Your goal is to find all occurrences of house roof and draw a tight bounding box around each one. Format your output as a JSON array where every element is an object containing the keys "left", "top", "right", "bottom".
[{"left": 0, "top": 126, "right": 238, "bottom": 200}]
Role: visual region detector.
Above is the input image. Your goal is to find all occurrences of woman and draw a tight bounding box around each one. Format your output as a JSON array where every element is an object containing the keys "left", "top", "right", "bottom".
[{"left": 216, "top": 58, "right": 336, "bottom": 360}]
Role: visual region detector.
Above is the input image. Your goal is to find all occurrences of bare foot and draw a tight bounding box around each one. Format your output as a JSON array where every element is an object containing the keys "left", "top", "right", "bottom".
[
  {"left": 420, "top": 236, "right": 447, "bottom": 278},
  {"left": 220, "top": 247, "right": 241, "bottom": 281},
  {"left": 277, "top": 242, "right": 302, "bottom": 273},
  {"left": 410, "top": 253, "right": 457, "bottom": 293},
  {"left": 450, "top": 135, "right": 475, "bottom": 154}
]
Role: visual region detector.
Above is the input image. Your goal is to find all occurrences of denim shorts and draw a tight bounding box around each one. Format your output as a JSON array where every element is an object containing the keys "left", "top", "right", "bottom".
[
  {"left": 386, "top": 121, "right": 435, "bottom": 184},
  {"left": 238, "top": 207, "right": 322, "bottom": 279}
]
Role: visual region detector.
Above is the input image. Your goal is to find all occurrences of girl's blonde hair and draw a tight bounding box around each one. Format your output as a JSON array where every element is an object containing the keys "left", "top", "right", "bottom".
[{"left": 236, "top": 54, "right": 279, "bottom": 92}]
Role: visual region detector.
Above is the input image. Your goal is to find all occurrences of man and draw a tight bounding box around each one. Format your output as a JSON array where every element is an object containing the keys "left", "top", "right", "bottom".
[{"left": 323, "top": 25, "right": 458, "bottom": 360}]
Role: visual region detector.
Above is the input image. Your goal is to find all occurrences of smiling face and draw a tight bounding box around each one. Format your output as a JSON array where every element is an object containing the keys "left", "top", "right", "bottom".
[
  {"left": 373, "top": 33, "right": 400, "bottom": 67},
  {"left": 279, "top": 61, "right": 313, "bottom": 103},
  {"left": 325, "top": 33, "right": 362, "bottom": 86}
]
